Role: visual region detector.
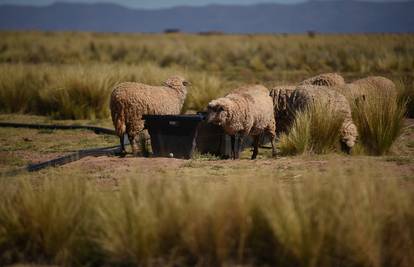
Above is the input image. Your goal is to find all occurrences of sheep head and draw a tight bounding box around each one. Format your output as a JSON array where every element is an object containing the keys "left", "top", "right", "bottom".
[
  {"left": 207, "top": 98, "right": 233, "bottom": 126},
  {"left": 163, "top": 76, "right": 190, "bottom": 90}
]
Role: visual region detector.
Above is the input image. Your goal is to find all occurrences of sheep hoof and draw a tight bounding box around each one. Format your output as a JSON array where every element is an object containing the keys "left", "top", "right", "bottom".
[{"left": 340, "top": 142, "right": 352, "bottom": 155}]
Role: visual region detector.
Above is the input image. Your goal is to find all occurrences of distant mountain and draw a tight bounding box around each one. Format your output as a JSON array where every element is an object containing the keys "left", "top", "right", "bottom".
[{"left": 0, "top": 1, "right": 413, "bottom": 33}]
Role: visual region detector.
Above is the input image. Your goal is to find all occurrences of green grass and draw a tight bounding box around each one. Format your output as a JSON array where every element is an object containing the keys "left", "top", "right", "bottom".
[
  {"left": 351, "top": 90, "right": 406, "bottom": 155},
  {"left": 278, "top": 101, "right": 344, "bottom": 155},
  {"left": 0, "top": 167, "right": 413, "bottom": 267}
]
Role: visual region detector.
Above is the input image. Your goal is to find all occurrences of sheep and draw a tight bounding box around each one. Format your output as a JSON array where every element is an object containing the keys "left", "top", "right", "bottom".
[
  {"left": 332, "top": 76, "right": 397, "bottom": 103},
  {"left": 207, "top": 85, "right": 276, "bottom": 159},
  {"left": 271, "top": 85, "right": 358, "bottom": 153},
  {"left": 110, "top": 76, "right": 190, "bottom": 155},
  {"left": 351, "top": 76, "right": 397, "bottom": 98},
  {"left": 299, "top": 73, "right": 346, "bottom": 87}
]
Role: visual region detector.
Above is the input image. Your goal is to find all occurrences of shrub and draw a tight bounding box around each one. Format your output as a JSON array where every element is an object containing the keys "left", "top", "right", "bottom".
[
  {"left": 351, "top": 90, "right": 406, "bottom": 155},
  {"left": 278, "top": 110, "right": 311, "bottom": 155},
  {"left": 0, "top": 64, "right": 46, "bottom": 113},
  {"left": 183, "top": 73, "right": 229, "bottom": 112},
  {"left": 278, "top": 101, "right": 344, "bottom": 155}
]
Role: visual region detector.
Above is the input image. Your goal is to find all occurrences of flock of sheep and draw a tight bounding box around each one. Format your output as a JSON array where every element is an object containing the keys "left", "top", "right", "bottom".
[{"left": 110, "top": 73, "right": 396, "bottom": 159}]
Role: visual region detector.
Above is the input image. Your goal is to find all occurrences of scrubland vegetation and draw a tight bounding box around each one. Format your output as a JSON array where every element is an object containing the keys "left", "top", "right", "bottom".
[
  {"left": 278, "top": 101, "right": 345, "bottom": 155},
  {"left": 0, "top": 32, "right": 413, "bottom": 119},
  {"left": 1, "top": 32, "right": 414, "bottom": 266},
  {"left": 1, "top": 166, "right": 413, "bottom": 267}
]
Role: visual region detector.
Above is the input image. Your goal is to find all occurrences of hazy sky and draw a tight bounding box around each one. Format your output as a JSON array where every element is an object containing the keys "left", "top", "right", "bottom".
[{"left": 0, "top": 0, "right": 410, "bottom": 9}]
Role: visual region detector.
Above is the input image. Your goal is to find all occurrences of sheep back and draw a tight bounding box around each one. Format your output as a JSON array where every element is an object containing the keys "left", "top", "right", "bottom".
[
  {"left": 210, "top": 85, "right": 275, "bottom": 137},
  {"left": 351, "top": 76, "right": 397, "bottom": 98},
  {"left": 110, "top": 82, "right": 185, "bottom": 137},
  {"left": 299, "top": 73, "right": 346, "bottom": 87},
  {"left": 290, "top": 85, "right": 358, "bottom": 149}
]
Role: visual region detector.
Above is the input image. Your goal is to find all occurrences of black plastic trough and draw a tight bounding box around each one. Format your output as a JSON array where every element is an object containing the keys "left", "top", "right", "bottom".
[{"left": 143, "top": 114, "right": 205, "bottom": 159}]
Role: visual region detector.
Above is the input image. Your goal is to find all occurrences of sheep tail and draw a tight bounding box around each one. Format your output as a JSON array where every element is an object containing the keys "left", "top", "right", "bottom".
[
  {"left": 111, "top": 103, "right": 126, "bottom": 137},
  {"left": 114, "top": 113, "right": 126, "bottom": 137}
]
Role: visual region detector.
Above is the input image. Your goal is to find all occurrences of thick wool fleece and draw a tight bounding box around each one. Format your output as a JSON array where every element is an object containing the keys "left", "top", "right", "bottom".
[
  {"left": 271, "top": 85, "right": 358, "bottom": 151},
  {"left": 110, "top": 76, "right": 188, "bottom": 153},
  {"left": 207, "top": 85, "right": 276, "bottom": 159},
  {"left": 299, "top": 73, "right": 346, "bottom": 87},
  {"left": 294, "top": 85, "right": 358, "bottom": 150},
  {"left": 333, "top": 76, "right": 397, "bottom": 102},
  {"left": 208, "top": 85, "right": 275, "bottom": 137}
]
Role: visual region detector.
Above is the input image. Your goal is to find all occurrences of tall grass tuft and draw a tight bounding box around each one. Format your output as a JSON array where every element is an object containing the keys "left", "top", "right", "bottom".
[
  {"left": 0, "top": 64, "right": 47, "bottom": 113},
  {"left": 278, "top": 110, "right": 311, "bottom": 155},
  {"left": 183, "top": 73, "right": 229, "bottom": 112},
  {"left": 38, "top": 66, "right": 116, "bottom": 119},
  {"left": 278, "top": 101, "right": 344, "bottom": 155},
  {"left": 97, "top": 179, "right": 254, "bottom": 266},
  {"left": 0, "top": 178, "right": 98, "bottom": 266},
  {"left": 351, "top": 90, "right": 406, "bottom": 155}
]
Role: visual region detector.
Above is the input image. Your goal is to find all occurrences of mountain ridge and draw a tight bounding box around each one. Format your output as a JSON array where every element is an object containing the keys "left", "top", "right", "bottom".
[{"left": 0, "top": 1, "right": 413, "bottom": 33}]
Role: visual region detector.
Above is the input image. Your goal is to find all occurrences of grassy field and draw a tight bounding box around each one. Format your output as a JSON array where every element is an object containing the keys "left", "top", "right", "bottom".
[
  {"left": 0, "top": 32, "right": 414, "bottom": 119},
  {"left": 0, "top": 32, "right": 414, "bottom": 266}
]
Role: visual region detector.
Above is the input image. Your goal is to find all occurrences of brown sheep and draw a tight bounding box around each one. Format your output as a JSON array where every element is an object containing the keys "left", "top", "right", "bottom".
[
  {"left": 299, "top": 73, "right": 346, "bottom": 87},
  {"left": 110, "top": 76, "right": 189, "bottom": 155},
  {"left": 331, "top": 76, "right": 397, "bottom": 104},
  {"left": 271, "top": 85, "right": 358, "bottom": 153},
  {"left": 207, "top": 85, "right": 276, "bottom": 159},
  {"left": 294, "top": 85, "right": 358, "bottom": 152}
]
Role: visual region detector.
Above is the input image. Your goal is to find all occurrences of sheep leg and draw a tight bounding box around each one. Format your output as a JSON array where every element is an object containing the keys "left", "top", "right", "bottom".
[
  {"left": 129, "top": 135, "right": 139, "bottom": 156},
  {"left": 341, "top": 141, "right": 352, "bottom": 155},
  {"left": 237, "top": 134, "right": 245, "bottom": 159},
  {"left": 251, "top": 135, "right": 260, "bottom": 160},
  {"left": 119, "top": 135, "right": 126, "bottom": 156},
  {"left": 270, "top": 137, "right": 277, "bottom": 158},
  {"left": 231, "top": 135, "right": 236, "bottom": 160}
]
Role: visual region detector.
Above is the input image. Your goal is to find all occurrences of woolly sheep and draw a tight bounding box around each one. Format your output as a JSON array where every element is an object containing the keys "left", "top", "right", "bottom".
[
  {"left": 295, "top": 85, "right": 358, "bottom": 152},
  {"left": 110, "top": 76, "right": 190, "bottom": 155},
  {"left": 271, "top": 85, "right": 358, "bottom": 152},
  {"left": 207, "top": 85, "right": 276, "bottom": 159},
  {"left": 329, "top": 76, "right": 397, "bottom": 105},
  {"left": 299, "top": 73, "right": 346, "bottom": 87},
  {"left": 349, "top": 76, "right": 396, "bottom": 99}
]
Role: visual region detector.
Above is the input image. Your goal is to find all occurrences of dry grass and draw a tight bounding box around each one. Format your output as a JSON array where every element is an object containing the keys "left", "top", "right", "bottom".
[
  {"left": 351, "top": 90, "right": 406, "bottom": 155},
  {"left": 0, "top": 63, "right": 230, "bottom": 119},
  {"left": 278, "top": 101, "right": 344, "bottom": 155},
  {"left": 1, "top": 32, "right": 413, "bottom": 76},
  {"left": 0, "top": 166, "right": 413, "bottom": 267}
]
